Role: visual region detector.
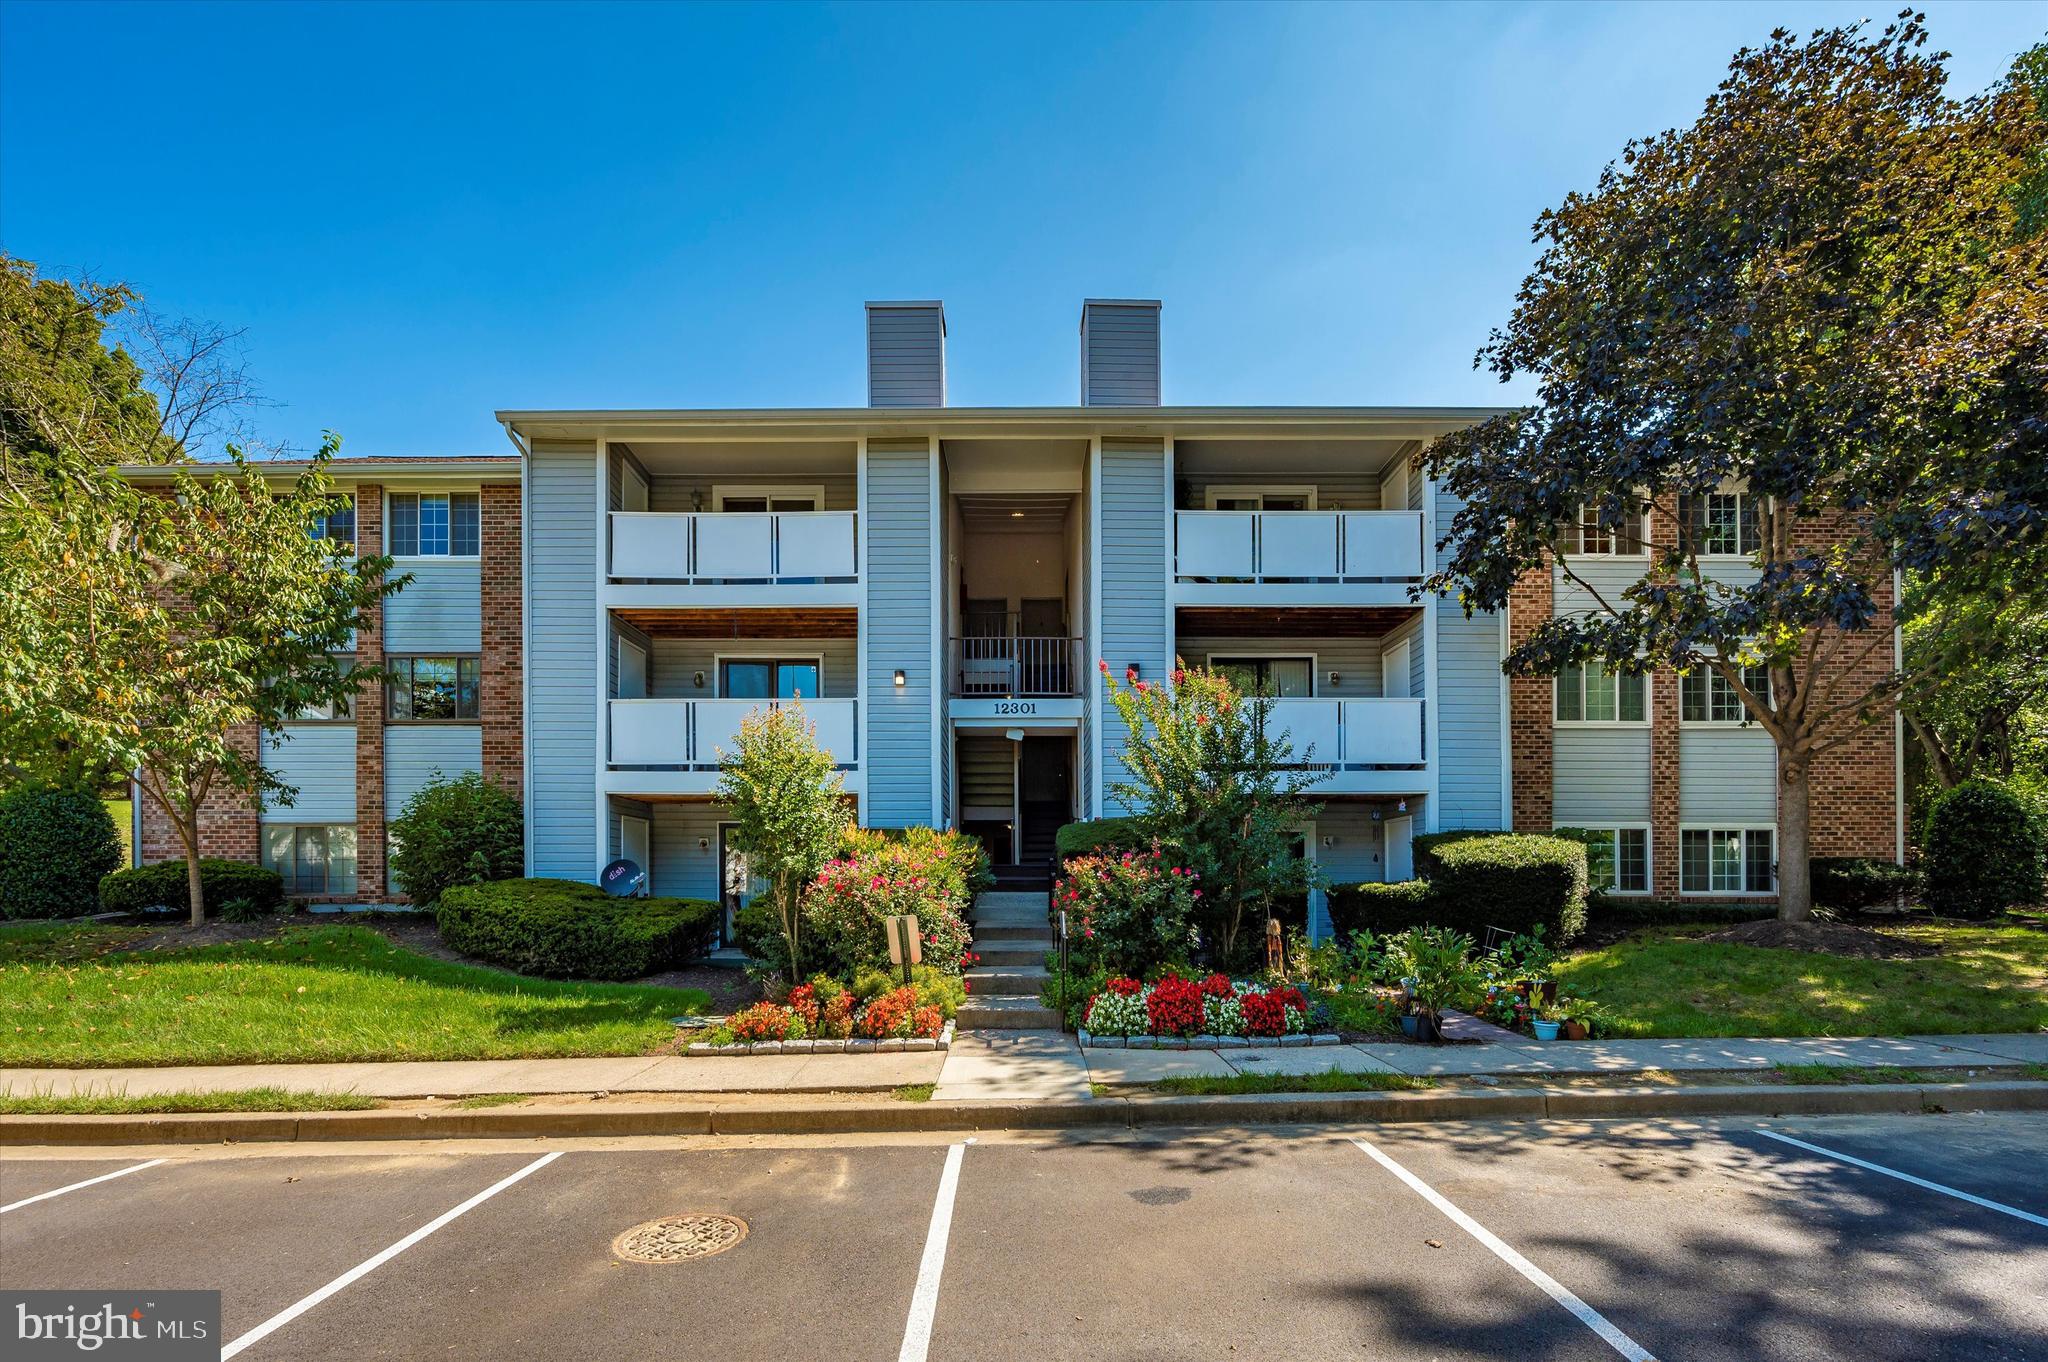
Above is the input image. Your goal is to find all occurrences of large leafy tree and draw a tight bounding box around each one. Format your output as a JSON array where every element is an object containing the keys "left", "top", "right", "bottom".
[
  {"left": 1424, "top": 16, "right": 2048, "bottom": 920},
  {"left": 1104, "top": 662, "right": 1323, "bottom": 963},
  {"left": 0, "top": 440, "right": 397, "bottom": 923}
]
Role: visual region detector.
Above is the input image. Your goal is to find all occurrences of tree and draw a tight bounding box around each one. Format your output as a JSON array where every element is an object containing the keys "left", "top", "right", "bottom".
[
  {"left": 713, "top": 703, "right": 849, "bottom": 979},
  {"left": 1103, "top": 662, "right": 1323, "bottom": 963},
  {"left": 1423, "top": 15, "right": 2048, "bottom": 920},
  {"left": 0, "top": 438, "right": 398, "bottom": 923},
  {"left": 1899, "top": 586, "right": 2048, "bottom": 792},
  {"left": 388, "top": 771, "right": 525, "bottom": 908}
]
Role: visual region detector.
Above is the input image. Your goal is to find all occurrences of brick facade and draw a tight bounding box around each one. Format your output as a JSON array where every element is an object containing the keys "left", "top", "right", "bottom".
[
  {"left": 1506, "top": 565, "right": 1552, "bottom": 832},
  {"left": 352, "top": 484, "right": 388, "bottom": 900},
  {"left": 479, "top": 482, "right": 524, "bottom": 797},
  {"left": 1649, "top": 669, "right": 1683, "bottom": 899},
  {"left": 136, "top": 725, "right": 262, "bottom": 866}
]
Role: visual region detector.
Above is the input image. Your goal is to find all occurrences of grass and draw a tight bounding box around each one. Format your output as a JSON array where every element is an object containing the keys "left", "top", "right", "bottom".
[
  {"left": 890, "top": 1082, "right": 936, "bottom": 1102},
  {"left": 1772, "top": 1063, "right": 1933, "bottom": 1086},
  {"left": 1139, "top": 1070, "right": 1435, "bottom": 1096},
  {"left": 1553, "top": 922, "right": 2048, "bottom": 1038},
  {"left": 0, "top": 923, "right": 713, "bottom": 1067},
  {"left": 452, "top": 1092, "right": 528, "bottom": 1109},
  {"left": 2021, "top": 1064, "right": 2048, "bottom": 1081},
  {"left": 104, "top": 797, "right": 132, "bottom": 865},
  {"left": 0, "top": 1086, "right": 379, "bottom": 1115}
]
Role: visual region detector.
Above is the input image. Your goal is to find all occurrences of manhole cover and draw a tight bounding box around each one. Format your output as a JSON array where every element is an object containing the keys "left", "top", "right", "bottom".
[{"left": 612, "top": 1213, "right": 748, "bottom": 1263}]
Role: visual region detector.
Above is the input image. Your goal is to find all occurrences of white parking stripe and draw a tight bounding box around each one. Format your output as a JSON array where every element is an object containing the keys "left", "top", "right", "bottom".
[
  {"left": 1350, "top": 1138, "right": 1659, "bottom": 1362},
  {"left": 897, "top": 1139, "right": 971, "bottom": 1362},
  {"left": 0, "top": 1158, "right": 166, "bottom": 1214},
  {"left": 1754, "top": 1128, "right": 2048, "bottom": 1229},
  {"left": 221, "top": 1152, "right": 561, "bottom": 1359}
]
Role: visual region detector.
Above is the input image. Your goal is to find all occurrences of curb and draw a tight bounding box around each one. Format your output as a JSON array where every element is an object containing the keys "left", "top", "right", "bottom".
[{"left": 4, "top": 1081, "right": 2043, "bottom": 1146}]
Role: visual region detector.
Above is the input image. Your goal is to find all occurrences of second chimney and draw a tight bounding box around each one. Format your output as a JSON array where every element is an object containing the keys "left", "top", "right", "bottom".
[
  {"left": 1080, "top": 299, "right": 1161, "bottom": 406},
  {"left": 866, "top": 301, "right": 946, "bottom": 407}
]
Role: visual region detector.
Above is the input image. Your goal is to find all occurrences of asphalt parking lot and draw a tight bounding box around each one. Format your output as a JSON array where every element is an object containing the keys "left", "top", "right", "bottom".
[{"left": 3, "top": 1113, "right": 2044, "bottom": 1361}]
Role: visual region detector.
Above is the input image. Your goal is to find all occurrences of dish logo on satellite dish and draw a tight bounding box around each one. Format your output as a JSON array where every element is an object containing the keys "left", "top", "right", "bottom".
[{"left": 600, "top": 858, "right": 646, "bottom": 897}]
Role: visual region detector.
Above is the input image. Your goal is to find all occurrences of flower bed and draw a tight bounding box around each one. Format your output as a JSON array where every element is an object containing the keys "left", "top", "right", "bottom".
[
  {"left": 1077, "top": 972, "right": 1341, "bottom": 1048},
  {"left": 686, "top": 971, "right": 961, "bottom": 1055}
]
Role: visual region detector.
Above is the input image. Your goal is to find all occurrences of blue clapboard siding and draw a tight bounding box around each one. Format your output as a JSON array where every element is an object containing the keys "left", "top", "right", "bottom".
[
  {"left": 650, "top": 802, "right": 728, "bottom": 900},
  {"left": 863, "top": 440, "right": 935, "bottom": 825},
  {"left": 1081, "top": 302, "right": 1161, "bottom": 406},
  {"left": 384, "top": 726, "right": 484, "bottom": 820},
  {"left": 1554, "top": 729, "right": 1653, "bottom": 824},
  {"left": 528, "top": 443, "right": 600, "bottom": 877},
  {"left": 384, "top": 559, "right": 481, "bottom": 653},
  {"left": 261, "top": 725, "right": 357, "bottom": 823},
  {"left": 1680, "top": 728, "right": 1778, "bottom": 824},
  {"left": 1098, "top": 442, "right": 1168, "bottom": 811},
  {"left": 1433, "top": 487, "right": 1507, "bottom": 830}
]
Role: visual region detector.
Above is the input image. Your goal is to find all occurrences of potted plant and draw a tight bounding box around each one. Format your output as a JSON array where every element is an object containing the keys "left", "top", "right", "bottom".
[
  {"left": 1532, "top": 1000, "right": 1569, "bottom": 1041},
  {"left": 1392, "top": 926, "right": 1479, "bottom": 1046},
  {"left": 1559, "top": 998, "right": 1604, "bottom": 1041}
]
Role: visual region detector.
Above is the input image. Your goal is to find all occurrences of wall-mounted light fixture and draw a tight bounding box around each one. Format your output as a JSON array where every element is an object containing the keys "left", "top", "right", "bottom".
[
  {"left": 1396, "top": 798, "right": 1409, "bottom": 813},
  {"left": 697, "top": 837, "right": 710, "bottom": 852},
  {"left": 893, "top": 669, "right": 907, "bottom": 688},
  {"left": 1321, "top": 834, "right": 1335, "bottom": 849},
  {"left": 1328, "top": 671, "right": 1341, "bottom": 687},
  {"left": 692, "top": 671, "right": 706, "bottom": 690}
]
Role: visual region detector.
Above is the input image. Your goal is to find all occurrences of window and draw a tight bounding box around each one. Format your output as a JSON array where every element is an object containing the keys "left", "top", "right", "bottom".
[
  {"left": 719, "top": 658, "right": 820, "bottom": 699},
  {"left": 1203, "top": 486, "right": 1317, "bottom": 511},
  {"left": 1681, "top": 664, "right": 1768, "bottom": 723},
  {"left": 1680, "top": 827, "right": 1776, "bottom": 895},
  {"left": 388, "top": 492, "right": 479, "bottom": 557},
  {"left": 1209, "top": 656, "right": 1314, "bottom": 698},
  {"left": 1568, "top": 505, "right": 1646, "bottom": 556},
  {"left": 263, "top": 824, "right": 358, "bottom": 895},
  {"left": 1567, "top": 827, "right": 1650, "bottom": 894},
  {"left": 1679, "top": 492, "right": 1761, "bottom": 556},
  {"left": 311, "top": 496, "right": 355, "bottom": 550},
  {"left": 1555, "top": 662, "right": 1646, "bottom": 723},
  {"left": 388, "top": 656, "right": 480, "bottom": 720},
  {"left": 286, "top": 692, "right": 349, "bottom": 722},
  {"left": 713, "top": 485, "right": 823, "bottom": 512}
]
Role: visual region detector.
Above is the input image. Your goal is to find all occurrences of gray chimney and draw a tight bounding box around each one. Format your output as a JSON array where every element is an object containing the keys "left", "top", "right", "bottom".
[
  {"left": 1080, "top": 299, "right": 1161, "bottom": 406},
  {"left": 866, "top": 301, "right": 946, "bottom": 407}
]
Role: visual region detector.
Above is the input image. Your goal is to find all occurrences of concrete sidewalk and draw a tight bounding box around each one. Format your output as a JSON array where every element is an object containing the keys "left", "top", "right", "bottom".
[{"left": 1, "top": 1032, "right": 2039, "bottom": 1102}]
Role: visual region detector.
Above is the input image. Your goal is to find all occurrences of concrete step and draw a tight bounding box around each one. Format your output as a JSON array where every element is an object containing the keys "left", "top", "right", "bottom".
[
  {"left": 958, "top": 995, "right": 1065, "bottom": 1030},
  {"left": 971, "top": 924, "right": 1053, "bottom": 944},
  {"left": 971, "top": 944, "right": 1049, "bottom": 969},
  {"left": 974, "top": 891, "right": 1051, "bottom": 913},
  {"left": 965, "top": 966, "right": 1047, "bottom": 997},
  {"left": 972, "top": 903, "right": 1050, "bottom": 926}
]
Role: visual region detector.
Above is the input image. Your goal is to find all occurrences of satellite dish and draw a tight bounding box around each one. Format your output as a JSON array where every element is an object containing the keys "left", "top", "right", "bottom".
[{"left": 600, "top": 858, "right": 646, "bottom": 898}]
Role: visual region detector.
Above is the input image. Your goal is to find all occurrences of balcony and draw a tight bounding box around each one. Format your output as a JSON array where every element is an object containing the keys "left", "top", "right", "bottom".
[
  {"left": 605, "top": 698, "right": 858, "bottom": 795},
  {"left": 948, "top": 635, "right": 1084, "bottom": 698},
  {"left": 607, "top": 511, "right": 859, "bottom": 607},
  {"left": 1256, "top": 697, "right": 1427, "bottom": 792},
  {"left": 1173, "top": 510, "right": 1424, "bottom": 605}
]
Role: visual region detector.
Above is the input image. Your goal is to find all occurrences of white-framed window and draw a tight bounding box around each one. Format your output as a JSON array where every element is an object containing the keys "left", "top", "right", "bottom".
[
  {"left": 310, "top": 495, "right": 355, "bottom": 550},
  {"left": 388, "top": 492, "right": 480, "bottom": 557},
  {"left": 263, "top": 824, "right": 358, "bottom": 895},
  {"left": 1681, "top": 663, "right": 1768, "bottom": 724},
  {"left": 1561, "top": 826, "right": 1650, "bottom": 895},
  {"left": 1679, "top": 491, "right": 1761, "bottom": 556},
  {"left": 388, "top": 656, "right": 481, "bottom": 721},
  {"left": 1680, "top": 826, "right": 1776, "bottom": 895},
  {"left": 1555, "top": 661, "right": 1647, "bottom": 724},
  {"left": 1568, "top": 504, "right": 1647, "bottom": 556},
  {"left": 717, "top": 656, "right": 823, "bottom": 699},
  {"left": 1203, "top": 485, "right": 1317, "bottom": 511},
  {"left": 712, "top": 485, "right": 824, "bottom": 512}
]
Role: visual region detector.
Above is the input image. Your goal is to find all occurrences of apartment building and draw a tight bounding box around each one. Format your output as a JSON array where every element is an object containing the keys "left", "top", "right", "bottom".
[{"left": 136, "top": 299, "right": 1903, "bottom": 930}]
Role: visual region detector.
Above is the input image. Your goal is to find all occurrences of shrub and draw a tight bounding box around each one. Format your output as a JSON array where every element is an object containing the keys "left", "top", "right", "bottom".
[
  {"left": 435, "top": 878, "right": 719, "bottom": 980},
  {"left": 1410, "top": 830, "right": 1503, "bottom": 876},
  {"left": 215, "top": 895, "right": 286, "bottom": 924},
  {"left": 1424, "top": 834, "right": 1588, "bottom": 942},
  {"left": 839, "top": 825, "right": 993, "bottom": 901},
  {"left": 387, "top": 772, "right": 524, "bottom": 908},
  {"left": 0, "top": 782, "right": 124, "bottom": 920},
  {"left": 733, "top": 900, "right": 790, "bottom": 975},
  {"left": 100, "top": 859, "right": 284, "bottom": 917},
  {"left": 1810, "top": 857, "right": 1919, "bottom": 910},
  {"left": 804, "top": 841, "right": 973, "bottom": 979},
  {"left": 727, "top": 1002, "right": 793, "bottom": 1043},
  {"left": 1054, "top": 817, "right": 1145, "bottom": 863},
  {"left": 1055, "top": 848, "right": 1198, "bottom": 976},
  {"left": 1923, "top": 779, "right": 2047, "bottom": 918},
  {"left": 1324, "top": 880, "right": 1434, "bottom": 937}
]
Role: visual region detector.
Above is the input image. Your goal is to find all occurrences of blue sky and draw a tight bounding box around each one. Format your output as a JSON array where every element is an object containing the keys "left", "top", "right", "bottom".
[{"left": 2, "top": 1, "right": 2041, "bottom": 456}]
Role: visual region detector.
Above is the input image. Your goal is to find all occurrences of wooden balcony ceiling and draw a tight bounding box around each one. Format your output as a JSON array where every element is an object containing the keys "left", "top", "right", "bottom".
[
  {"left": 616, "top": 606, "right": 858, "bottom": 639},
  {"left": 1175, "top": 605, "right": 1418, "bottom": 638}
]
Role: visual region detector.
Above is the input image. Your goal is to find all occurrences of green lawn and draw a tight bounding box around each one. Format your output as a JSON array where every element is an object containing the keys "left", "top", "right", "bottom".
[
  {"left": 1555, "top": 923, "right": 2048, "bottom": 1038},
  {"left": 0, "top": 1087, "right": 379, "bottom": 1115},
  {"left": 0, "top": 923, "right": 711, "bottom": 1067}
]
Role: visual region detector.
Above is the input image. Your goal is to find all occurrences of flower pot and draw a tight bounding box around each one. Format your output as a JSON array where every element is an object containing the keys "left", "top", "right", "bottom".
[
  {"left": 1414, "top": 1012, "right": 1445, "bottom": 1044},
  {"left": 1399, "top": 1015, "right": 1420, "bottom": 1039},
  {"left": 1532, "top": 1019, "right": 1562, "bottom": 1041},
  {"left": 1562, "top": 1020, "right": 1590, "bottom": 1041}
]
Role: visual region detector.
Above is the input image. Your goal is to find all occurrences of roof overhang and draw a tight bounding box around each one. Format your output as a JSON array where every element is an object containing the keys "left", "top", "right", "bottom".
[{"left": 115, "top": 457, "right": 521, "bottom": 486}]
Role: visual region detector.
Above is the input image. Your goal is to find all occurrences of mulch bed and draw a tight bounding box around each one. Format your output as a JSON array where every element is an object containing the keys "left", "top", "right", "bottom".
[{"left": 1699, "top": 919, "right": 1938, "bottom": 960}]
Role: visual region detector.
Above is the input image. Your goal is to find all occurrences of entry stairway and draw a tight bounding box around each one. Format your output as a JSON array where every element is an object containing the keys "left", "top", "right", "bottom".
[{"left": 957, "top": 889, "right": 1063, "bottom": 1030}]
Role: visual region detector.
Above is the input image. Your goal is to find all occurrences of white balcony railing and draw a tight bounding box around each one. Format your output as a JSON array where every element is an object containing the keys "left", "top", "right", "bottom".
[
  {"left": 608, "top": 698, "right": 858, "bottom": 768},
  {"left": 1173, "top": 509, "right": 1424, "bottom": 581},
  {"left": 1257, "top": 697, "right": 1426, "bottom": 767},
  {"left": 609, "top": 511, "right": 858, "bottom": 582}
]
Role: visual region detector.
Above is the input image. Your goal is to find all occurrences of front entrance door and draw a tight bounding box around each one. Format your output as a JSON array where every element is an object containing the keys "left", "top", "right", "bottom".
[
  {"left": 1385, "top": 815, "right": 1415, "bottom": 881},
  {"left": 717, "top": 823, "right": 753, "bottom": 947},
  {"left": 620, "top": 816, "right": 651, "bottom": 895},
  {"left": 1018, "top": 736, "right": 1071, "bottom": 865}
]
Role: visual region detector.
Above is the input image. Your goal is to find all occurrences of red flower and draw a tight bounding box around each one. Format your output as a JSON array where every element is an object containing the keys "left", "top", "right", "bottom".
[
  {"left": 1106, "top": 976, "right": 1142, "bottom": 997},
  {"left": 1172, "top": 668, "right": 1186, "bottom": 685},
  {"left": 1145, "top": 974, "right": 1204, "bottom": 1036},
  {"left": 1200, "top": 972, "right": 1234, "bottom": 998}
]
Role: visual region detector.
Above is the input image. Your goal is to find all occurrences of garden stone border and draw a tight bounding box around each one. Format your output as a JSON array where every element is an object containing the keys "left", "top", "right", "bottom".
[
  {"left": 1079, "top": 1029, "right": 1342, "bottom": 1050},
  {"left": 685, "top": 1021, "right": 955, "bottom": 1057}
]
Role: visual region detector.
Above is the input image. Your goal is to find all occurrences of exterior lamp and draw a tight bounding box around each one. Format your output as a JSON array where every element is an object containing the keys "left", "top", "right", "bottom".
[{"left": 893, "top": 669, "right": 907, "bottom": 687}]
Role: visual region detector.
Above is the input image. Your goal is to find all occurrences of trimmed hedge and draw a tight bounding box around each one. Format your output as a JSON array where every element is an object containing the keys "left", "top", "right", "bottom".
[
  {"left": 1810, "top": 857, "right": 1918, "bottom": 911},
  {"left": 1054, "top": 817, "right": 1145, "bottom": 863},
  {"left": 0, "top": 782, "right": 124, "bottom": 920},
  {"left": 1923, "top": 779, "right": 2046, "bottom": 919},
  {"left": 1325, "top": 832, "right": 1589, "bottom": 943},
  {"left": 1590, "top": 897, "right": 1777, "bottom": 927},
  {"left": 436, "top": 878, "right": 720, "bottom": 980},
  {"left": 99, "top": 859, "right": 285, "bottom": 917}
]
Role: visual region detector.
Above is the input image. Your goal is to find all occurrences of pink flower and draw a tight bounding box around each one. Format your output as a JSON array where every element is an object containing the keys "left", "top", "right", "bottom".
[{"left": 1099, "top": 659, "right": 1110, "bottom": 673}]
